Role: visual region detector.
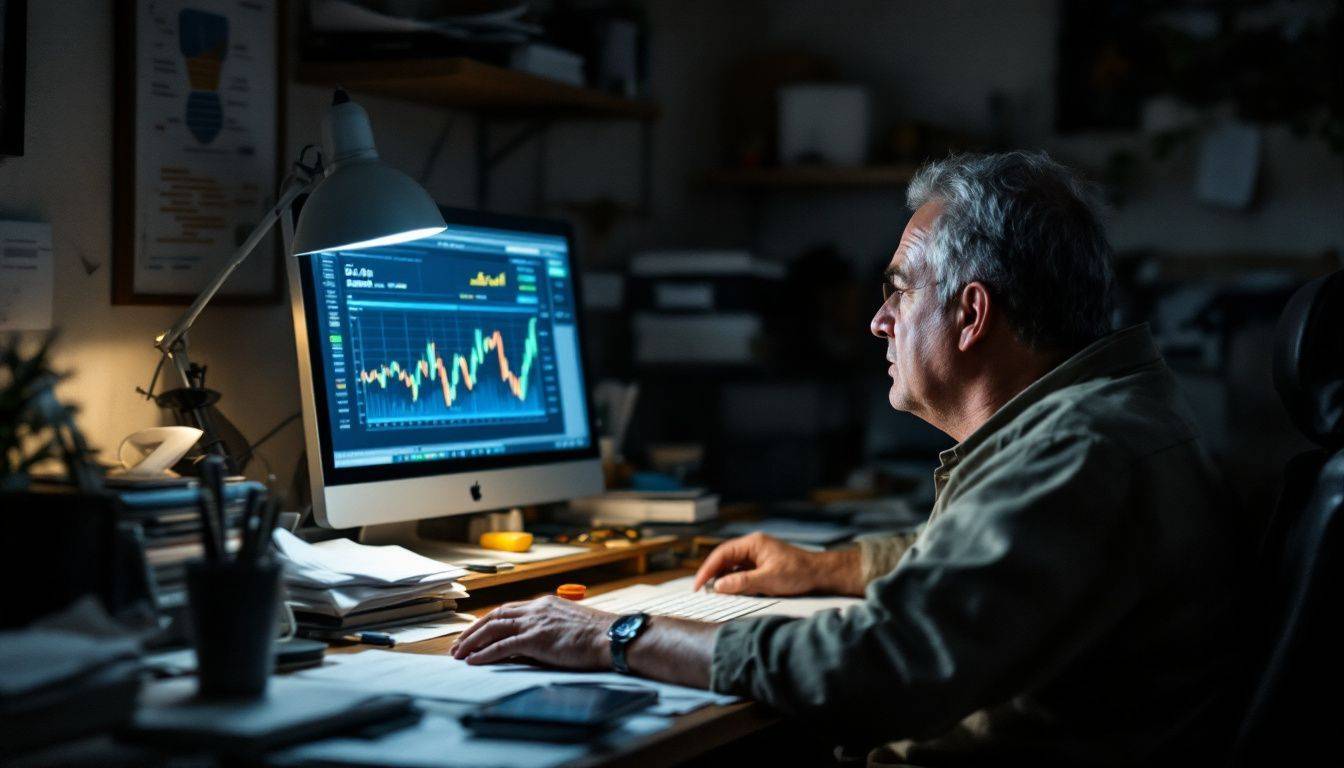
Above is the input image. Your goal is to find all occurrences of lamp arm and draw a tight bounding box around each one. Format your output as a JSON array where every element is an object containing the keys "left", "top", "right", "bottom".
[{"left": 154, "top": 173, "right": 315, "bottom": 357}]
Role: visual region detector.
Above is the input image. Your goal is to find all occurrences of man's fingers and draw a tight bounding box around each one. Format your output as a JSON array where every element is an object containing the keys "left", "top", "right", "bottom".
[
  {"left": 465, "top": 633, "right": 530, "bottom": 666},
  {"left": 454, "top": 599, "right": 537, "bottom": 647},
  {"left": 454, "top": 611, "right": 496, "bottom": 647},
  {"left": 452, "top": 616, "right": 522, "bottom": 659},
  {"left": 712, "top": 570, "right": 760, "bottom": 595},
  {"left": 693, "top": 536, "right": 758, "bottom": 590}
]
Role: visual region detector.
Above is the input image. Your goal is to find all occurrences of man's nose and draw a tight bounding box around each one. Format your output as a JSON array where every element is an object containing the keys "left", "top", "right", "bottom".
[{"left": 870, "top": 304, "right": 892, "bottom": 339}]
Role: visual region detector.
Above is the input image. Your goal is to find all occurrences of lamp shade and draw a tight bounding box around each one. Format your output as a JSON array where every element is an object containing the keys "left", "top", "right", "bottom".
[
  {"left": 291, "top": 160, "right": 446, "bottom": 255},
  {"left": 291, "top": 91, "right": 445, "bottom": 256}
]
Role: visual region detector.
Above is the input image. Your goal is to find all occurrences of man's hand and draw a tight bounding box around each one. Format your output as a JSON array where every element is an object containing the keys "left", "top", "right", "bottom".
[
  {"left": 692, "top": 533, "right": 865, "bottom": 597},
  {"left": 451, "top": 596, "right": 615, "bottom": 668}
]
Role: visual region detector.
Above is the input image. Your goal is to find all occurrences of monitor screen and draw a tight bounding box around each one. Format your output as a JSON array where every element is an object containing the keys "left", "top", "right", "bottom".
[{"left": 297, "top": 209, "right": 596, "bottom": 487}]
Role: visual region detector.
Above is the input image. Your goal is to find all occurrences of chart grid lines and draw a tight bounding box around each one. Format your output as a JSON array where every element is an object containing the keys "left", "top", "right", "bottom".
[{"left": 351, "top": 308, "right": 549, "bottom": 429}]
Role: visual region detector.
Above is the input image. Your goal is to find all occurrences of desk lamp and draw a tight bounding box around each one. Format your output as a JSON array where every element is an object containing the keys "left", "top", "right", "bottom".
[{"left": 143, "top": 89, "right": 446, "bottom": 473}]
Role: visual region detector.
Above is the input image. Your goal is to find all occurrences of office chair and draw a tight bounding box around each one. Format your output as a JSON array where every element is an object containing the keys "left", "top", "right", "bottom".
[{"left": 1228, "top": 269, "right": 1344, "bottom": 765}]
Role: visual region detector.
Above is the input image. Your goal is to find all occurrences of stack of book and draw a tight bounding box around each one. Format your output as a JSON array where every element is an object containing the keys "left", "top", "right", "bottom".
[
  {"left": 272, "top": 531, "right": 469, "bottom": 635},
  {"left": 118, "top": 480, "right": 268, "bottom": 615},
  {"left": 562, "top": 489, "right": 720, "bottom": 538},
  {"left": 1, "top": 601, "right": 144, "bottom": 756}
]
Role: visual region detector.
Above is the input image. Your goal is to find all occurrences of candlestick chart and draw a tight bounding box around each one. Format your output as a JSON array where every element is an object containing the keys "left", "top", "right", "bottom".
[{"left": 351, "top": 310, "right": 547, "bottom": 427}]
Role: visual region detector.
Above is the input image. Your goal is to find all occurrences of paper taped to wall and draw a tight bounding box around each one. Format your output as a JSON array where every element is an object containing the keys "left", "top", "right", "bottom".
[{"left": 0, "top": 221, "right": 54, "bottom": 331}]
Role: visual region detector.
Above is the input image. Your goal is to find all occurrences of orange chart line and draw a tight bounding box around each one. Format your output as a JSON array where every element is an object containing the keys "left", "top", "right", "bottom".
[{"left": 358, "top": 320, "right": 537, "bottom": 411}]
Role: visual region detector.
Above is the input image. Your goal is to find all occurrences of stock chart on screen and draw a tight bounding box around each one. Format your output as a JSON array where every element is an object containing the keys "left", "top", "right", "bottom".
[{"left": 305, "top": 222, "right": 592, "bottom": 470}]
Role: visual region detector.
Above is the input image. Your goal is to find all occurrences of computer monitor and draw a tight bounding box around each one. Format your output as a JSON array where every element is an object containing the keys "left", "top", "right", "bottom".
[{"left": 288, "top": 206, "right": 602, "bottom": 530}]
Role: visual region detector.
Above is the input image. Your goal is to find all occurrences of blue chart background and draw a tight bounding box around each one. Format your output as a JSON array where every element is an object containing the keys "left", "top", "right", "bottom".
[
  {"left": 306, "top": 220, "right": 590, "bottom": 468},
  {"left": 352, "top": 308, "right": 547, "bottom": 428}
]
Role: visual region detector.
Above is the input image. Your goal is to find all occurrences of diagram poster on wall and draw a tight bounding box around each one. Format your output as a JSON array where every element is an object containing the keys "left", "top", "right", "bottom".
[{"left": 113, "top": 0, "right": 283, "bottom": 304}]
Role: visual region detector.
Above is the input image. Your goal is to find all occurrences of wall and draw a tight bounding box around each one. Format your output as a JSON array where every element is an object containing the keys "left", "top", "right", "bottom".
[
  {"left": 0, "top": 0, "right": 751, "bottom": 501},
  {"left": 736, "top": 0, "right": 1344, "bottom": 264},
  {"left": 0, "top": 2, "right": 300, "bottom": 494},
  {"left": 4, "top": 1, "right": 1338, "bottom": 500}
]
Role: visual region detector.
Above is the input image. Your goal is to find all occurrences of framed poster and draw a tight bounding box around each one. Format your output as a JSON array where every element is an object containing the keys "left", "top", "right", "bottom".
[
  {"left": 0, "top": 0, "right": 25, "bottom": 157},
  {"left": 113, "top": 0, "right": 286, "bottom": 305}
]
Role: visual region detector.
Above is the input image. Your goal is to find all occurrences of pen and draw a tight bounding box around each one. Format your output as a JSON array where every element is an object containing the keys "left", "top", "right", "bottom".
[
  {"left": 236, "top": 487, "right": 263, "bottom": 565},
  {"left": 340, "top": 631, "right": 396, "bottom": 647},
  {"left": 252, "top": 496, "right": 280, "bottom": 564},
  {"left": 196, "top": 487, "right": 221, "bottom": 563},
  {"left": 464, "top": 563, "right": 515, "bottom": 574},
  {"left": 197, "top": 456, "right": 227, "bottom": 562}
]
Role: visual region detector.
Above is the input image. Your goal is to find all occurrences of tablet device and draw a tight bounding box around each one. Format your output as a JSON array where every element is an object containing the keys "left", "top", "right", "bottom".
[{"left": 461, "top": 684, "right": 658, "bottom": 742}]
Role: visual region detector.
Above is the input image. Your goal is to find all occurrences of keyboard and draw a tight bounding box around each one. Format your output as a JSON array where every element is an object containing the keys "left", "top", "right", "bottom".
[{"left": 584, "top": 588, "right": 779, "bottom": 623}]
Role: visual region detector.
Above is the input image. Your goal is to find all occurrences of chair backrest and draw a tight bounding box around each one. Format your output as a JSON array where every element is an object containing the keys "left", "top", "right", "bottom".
[{"left": 1229, "top": 269, "right": 1344, "bottom": 765}]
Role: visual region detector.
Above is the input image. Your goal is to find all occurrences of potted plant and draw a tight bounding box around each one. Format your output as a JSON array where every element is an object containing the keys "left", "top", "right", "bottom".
[
  {"left": 0, "top": 332, "right": 102, "bottom": 493},
  {"left": 0, "top": 333, "right": 141, "bottom": 628}
]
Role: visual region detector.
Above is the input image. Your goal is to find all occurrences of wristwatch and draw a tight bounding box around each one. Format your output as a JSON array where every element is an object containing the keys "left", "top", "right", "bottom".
[{"left": 607, "top": 612, "right": 650, "bottom": 674}]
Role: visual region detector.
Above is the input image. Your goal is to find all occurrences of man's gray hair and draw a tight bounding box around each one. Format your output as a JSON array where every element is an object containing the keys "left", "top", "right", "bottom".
[{"left": 906, "top": 151, "right": 1116, "bottom": 352}]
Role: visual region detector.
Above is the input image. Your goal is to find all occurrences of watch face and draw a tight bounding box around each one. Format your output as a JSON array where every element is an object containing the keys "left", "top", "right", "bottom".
[{"left": 610, "top": 613, "right": 647, "bottom": 641}]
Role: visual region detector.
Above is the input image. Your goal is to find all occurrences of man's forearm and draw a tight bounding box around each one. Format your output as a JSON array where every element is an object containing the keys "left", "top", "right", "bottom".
[{"left": 626, "top": 616, "right": 719, "bottom": 689}]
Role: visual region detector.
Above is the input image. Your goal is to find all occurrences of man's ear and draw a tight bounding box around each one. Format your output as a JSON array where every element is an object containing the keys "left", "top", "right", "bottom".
[{"left": 956, "top": 282, "right": 992, "bottom": 352}]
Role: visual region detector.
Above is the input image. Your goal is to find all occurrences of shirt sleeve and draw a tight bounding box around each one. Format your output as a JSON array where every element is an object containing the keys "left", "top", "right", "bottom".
[
  {"left": 857, "top": 530, "right": 922, "bottom": 583},
  {"left": 709, "top": 433, "right": 1145, "bottom": 746}
]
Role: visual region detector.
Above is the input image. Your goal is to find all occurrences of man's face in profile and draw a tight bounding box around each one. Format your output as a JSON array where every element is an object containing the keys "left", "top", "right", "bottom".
[{"left": 870, "top": 201, "right": 955, "bottom": 420}]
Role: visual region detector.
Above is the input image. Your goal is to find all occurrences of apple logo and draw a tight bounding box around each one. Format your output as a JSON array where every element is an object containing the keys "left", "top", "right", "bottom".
[{"left": 470, "top": 482, "right": 482, "bottom": 502}]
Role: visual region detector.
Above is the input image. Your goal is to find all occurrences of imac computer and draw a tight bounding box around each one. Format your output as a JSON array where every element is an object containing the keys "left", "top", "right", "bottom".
[{"left": 287, "top": 206, "right": 602, "bottom": 538}]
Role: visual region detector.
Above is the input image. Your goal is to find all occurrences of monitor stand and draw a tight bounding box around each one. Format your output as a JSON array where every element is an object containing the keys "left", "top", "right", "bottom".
[{"left": 359, "top": 509, "right": 526, "bottom": 562}]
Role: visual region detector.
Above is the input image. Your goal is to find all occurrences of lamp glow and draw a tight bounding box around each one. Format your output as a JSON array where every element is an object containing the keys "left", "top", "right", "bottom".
[
  {"left": 295, "top": 226, "right": 446, "bottom": 256},
  {"left": 289, "top": 95, "right": 446, "bottom": 258},
  {"left": 147, "top": 88, "right": 446, "bottom": 475}
]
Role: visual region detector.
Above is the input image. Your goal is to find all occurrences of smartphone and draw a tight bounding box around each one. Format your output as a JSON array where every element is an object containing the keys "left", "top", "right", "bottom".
[{"left": 461, "top": 684, "right": 659, "bottom": 742}]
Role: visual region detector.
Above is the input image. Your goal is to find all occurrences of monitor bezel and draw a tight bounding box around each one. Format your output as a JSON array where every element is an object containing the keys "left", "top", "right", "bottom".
[{"left": 294, "top": 205, "right": 601, "bottom": 489}]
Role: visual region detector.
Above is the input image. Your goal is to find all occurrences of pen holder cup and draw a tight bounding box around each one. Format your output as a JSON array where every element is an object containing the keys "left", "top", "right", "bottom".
[{"left": 186, "top": 558, "right": 282, "bottom": 699}]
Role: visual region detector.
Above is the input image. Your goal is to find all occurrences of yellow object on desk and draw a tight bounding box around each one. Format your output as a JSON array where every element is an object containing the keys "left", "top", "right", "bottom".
[{"left": 478, "top": 531, "right": 534, "bottom": 552}]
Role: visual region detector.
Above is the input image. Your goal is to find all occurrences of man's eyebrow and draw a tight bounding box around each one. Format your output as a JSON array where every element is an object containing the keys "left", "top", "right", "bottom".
[{"left": 883, "top": 265, "right": 909, "bottom": 285}]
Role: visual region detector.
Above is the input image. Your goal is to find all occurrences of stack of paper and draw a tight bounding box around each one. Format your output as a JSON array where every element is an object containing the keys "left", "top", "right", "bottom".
[{"left": 273, "top": 530, "right": 469, "bottom": 619}]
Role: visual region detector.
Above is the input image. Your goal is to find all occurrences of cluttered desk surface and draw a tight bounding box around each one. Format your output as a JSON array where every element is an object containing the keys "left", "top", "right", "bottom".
[
  {"left": 118, "top": 525, "right": 869, "bottom": 768},
  {"left": 318, "top": 567, "right": 778, "bottom": 768},
  {"left": 6, "top": 474, "right": 894, "bottom": 767}
]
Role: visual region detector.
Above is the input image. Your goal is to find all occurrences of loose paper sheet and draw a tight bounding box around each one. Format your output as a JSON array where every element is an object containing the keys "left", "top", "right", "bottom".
[
  {"left": 295, "top": 650, "right": 736, "bottom": 716},
  {"left": 0, "top": 222, "right": 53, "bottom": 331},
  {"left": 271, "top": 700, "right": 669, "bottom": 768}
]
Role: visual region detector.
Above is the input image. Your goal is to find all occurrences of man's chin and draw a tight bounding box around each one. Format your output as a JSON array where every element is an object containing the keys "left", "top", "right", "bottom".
[{"left": 887, "top": 386, "right": 912, "bottom": 413}]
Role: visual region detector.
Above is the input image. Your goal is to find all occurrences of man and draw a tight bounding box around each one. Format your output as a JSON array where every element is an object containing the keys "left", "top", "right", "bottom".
[{"left": 452, "top": 152, "right": 1241, "bottom": 764}]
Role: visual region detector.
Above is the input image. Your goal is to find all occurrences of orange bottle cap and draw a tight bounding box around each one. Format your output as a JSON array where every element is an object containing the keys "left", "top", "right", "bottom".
[{"left": 556, "top": 583, "right": 586, "bottom": 600}]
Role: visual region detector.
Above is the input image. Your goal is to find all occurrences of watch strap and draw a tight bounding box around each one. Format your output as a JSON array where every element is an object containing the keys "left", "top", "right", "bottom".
[{"left": 609, "top": 612, "right": 649, "bottom": 674}]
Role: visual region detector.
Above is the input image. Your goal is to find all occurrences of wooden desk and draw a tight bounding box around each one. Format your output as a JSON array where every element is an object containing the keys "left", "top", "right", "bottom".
[
  {"left": 455, "top": 535, "right": 680, "bottom": 592},
  {"left": 327, "top": 557, "right": 780, "bottom": 767}
]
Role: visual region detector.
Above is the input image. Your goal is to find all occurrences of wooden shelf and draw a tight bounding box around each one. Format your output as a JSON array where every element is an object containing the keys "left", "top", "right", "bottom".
[
  {"left": 705, "top": 164, "right": 917, "bottom": 189},
  {"left": 296, "top": 58, "right": 660, "bottom": 120},
  {"left": 455, "top": 535, "right": 680, "bottom": 591}
]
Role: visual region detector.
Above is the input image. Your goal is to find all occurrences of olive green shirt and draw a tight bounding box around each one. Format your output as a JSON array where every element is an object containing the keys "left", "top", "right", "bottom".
[{"left": 710, "top": 325, "right": 1240, "bottom": 765}]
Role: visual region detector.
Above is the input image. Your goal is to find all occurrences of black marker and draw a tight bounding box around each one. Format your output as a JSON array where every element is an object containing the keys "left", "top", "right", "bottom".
[
  {"left": 340, "top": 631, "right": 396, "bottom": 647},
  {"left": 464, "top": 563, "right": 515, "bottom": 574}
]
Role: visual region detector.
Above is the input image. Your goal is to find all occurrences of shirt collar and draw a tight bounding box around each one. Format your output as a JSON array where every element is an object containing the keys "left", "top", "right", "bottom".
[{"left": 938, "top": 323, "right": 1162, "bottom": 468}]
